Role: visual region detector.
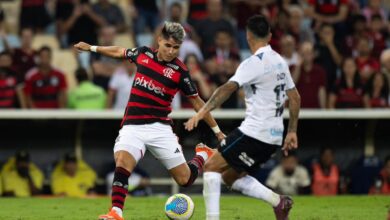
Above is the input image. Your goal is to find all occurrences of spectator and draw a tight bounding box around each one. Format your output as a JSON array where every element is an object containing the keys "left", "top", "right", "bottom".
[
  {"left": 180, "top": 54, "right": 213, "bottom": 108},
  {"left": 370, "top": 156, "right": 390, "bottom": 194},
  {"left": 363, "top": 73, "right": 389, "bottom": 108},
  {"left": 306, "top": 0, "right": 349, "bottom": 36},
  {"left": 68, "top": 68, "right": 106, "bottom": 109},
  {"left": 311, "top": 147, "right": 340, "bottom": 196},
  {"left": 355, "top": 36, "right": 380, "bottom": 84},
  {"left": 269, "top": 8, "right": 290, "bottom": 53},
  {"left": 51, "top": 153, "right": 97, "bottom": 197},
  {"left": 56, "top": 0, "right": 106, "bottom": 48},
  {"left": 0, "top": 68, "right": 19, "bottom": 108},
  {"left": 315, "top": 24, "right": 343, "bottom": 90},
  {"left": 228, "top": 0, "right": 265, "bottom": 49},
  {"left": 106, "top": 166, "right": 151, "bottom": 196},
  {"left": 329, "top": 57, "right": 364, "bottom": 108},
  {"left": 342, "top": 14, "right": 369, "bottom": 57},
  {"left": 292, "top": 42, "right": 327, "bottom": 108},
  {"left": 195, "top": 0, "right": 236, "bottom": 53},
  {"left": 107, "top": 61, "right": 135, "bottom": 110},
  {"left": 9, "top": 27, "right": 37, "bottom": 83},
  {"left": 187, "top": 0, "right": 208, "bottom": 26},
  {"left": 0, "top": 8, "right": 20, "bottom": 52},
  {"left": 130, "top": 0, "right": 162, "bottom": 35},
  {"left": 92, "top": 0, "right": 126, "bottom": 33},
  {"left": 266, "top": 153, "right": 311, "bottom": 195},
  {"left": 288, "top": 5, "right": 315, "bottom": 44},
  {"left": 1, "top": 151, "right": 43, "bottom": 197},
  {"left": 24, "top": 46, "right": 67, "bottom": 109},
  {"left": 380, "top": 49, "right": 390, "bottom": 85},
  {"left": 205, "top": 28, "right": 240, "bottom": 108},
  {"left": 91, "top": 26, "right": 121, "bottom": 90},
  {"left": 362, "top": 0, "right": 388, "bottom": 24},
  {"left": 19, "top": 0, "right": 52, "bottom": 32},
  {"left": 368, "top": 14, "right": 388, "bottom": 59},
  {"left": 280, "top": 35, "right": 299, "bottom": 70}
]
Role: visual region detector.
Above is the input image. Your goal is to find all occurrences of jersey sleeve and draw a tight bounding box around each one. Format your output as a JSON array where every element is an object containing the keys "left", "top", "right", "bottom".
[
  {"left": 284, "top": 65, "right": 295, "bottom": 90},
  {"left": 178, "top": 70, "right": 198, "bottom": 97},
  {"left": 123, "top": 46, "right": 144, "bottom": 62},
  {"left": 229, "top": 58, "right": 260, "bottom": 87}
]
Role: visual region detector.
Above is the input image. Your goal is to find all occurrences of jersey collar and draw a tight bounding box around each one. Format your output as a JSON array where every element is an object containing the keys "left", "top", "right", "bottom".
[{"left": 254, "top": 45, "right": 272, "bottom": 55}]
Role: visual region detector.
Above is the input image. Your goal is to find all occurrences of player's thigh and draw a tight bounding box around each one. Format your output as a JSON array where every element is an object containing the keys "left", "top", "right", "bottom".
[
  {"left": 146, "top": 123, "right": 186, "bottom": 170},
  {"left": 114, "top": 125, "right": 146, "bottom": 170},
  {"left": 219, "top": 128, "right": 278, "bottom": 173}
]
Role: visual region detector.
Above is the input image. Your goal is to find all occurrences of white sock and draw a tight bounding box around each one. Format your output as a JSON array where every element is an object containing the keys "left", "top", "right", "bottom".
[
  {"left": 196, "top": 151, "right": 208, "bottom": 161},
  {"left": 231, "top": 175, "right": 280, "bottom": 207},
  {"left": 112, "top": 206, "right": 123, "bottom": 217},
  {"left": 203, "top": 172, "right": 221, "bottom": 220}
]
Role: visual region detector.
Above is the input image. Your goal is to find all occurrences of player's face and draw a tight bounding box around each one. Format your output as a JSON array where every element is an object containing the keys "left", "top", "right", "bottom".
[{"left": 157, "top": 36, "right": 181, "bottom": 62}]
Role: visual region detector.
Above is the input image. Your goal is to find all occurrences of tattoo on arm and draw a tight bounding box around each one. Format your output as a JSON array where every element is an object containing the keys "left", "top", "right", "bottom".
[
  {"left": 287, "top": 89, "right": 300, "bottom": 132},
  {"left": 203, "top": 81, "right": 238, "bottom": 112}
]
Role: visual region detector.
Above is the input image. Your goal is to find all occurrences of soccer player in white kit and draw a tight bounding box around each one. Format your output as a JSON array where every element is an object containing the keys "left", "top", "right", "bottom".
[{"left": 185, "top": 15, "right": 301, "bottom": 220}]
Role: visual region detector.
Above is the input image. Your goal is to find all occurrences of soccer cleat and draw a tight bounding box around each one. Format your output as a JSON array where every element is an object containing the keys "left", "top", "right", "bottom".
[
  {"left": 273, "top": 195, "right": 293, "bottom": 220},
  {"left": 98, "top": 209, "right": 124, "bottom": 220},
  {"left": 195, "top": 143, "right": 215, "bottom": 159}
]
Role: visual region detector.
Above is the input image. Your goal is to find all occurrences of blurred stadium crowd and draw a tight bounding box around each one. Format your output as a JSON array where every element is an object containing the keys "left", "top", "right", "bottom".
[
  {"left": 0, "top": 0, "right": 389, "bottom": 109},
  {"left": 0, "top": 0, "right": 389, "bottom": 198}
]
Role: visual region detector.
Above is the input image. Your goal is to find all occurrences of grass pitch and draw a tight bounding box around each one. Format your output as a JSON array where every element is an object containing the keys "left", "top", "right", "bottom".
[{"left": 0, "top": 195, "right": 388, "bottom": 220}]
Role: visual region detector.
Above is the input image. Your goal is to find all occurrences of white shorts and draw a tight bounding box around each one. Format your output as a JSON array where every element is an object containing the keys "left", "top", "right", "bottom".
[{"left": 113, "top": 123, "right": 186, "bottom": 170}]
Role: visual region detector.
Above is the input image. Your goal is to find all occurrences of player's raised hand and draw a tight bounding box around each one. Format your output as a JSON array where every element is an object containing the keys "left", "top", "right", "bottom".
[
  {"left": 74, "top": 42, "right": 91, "bottom": 52},
  {"left": 184, "top": 111, "right": 205, "bottom": 131},
  {"left": 282, "top": 132, "right": 298, "bottom": 156}
]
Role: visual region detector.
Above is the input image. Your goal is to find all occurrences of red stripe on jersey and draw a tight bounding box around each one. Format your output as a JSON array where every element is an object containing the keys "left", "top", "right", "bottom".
[
  {"left": 0, "top": 100, "right": 13, "bottom": 107},
  {"left": 131, "top": 88, "right": 170, "bottom": 106},
  {"left": 127, "top": 102, "right": 172, "bottom": 111},
  {"left": 124, "top": 115, "right": 170, "bottom": 120},
  {"left": 33, "top": 101, "right": 59, "bottom": 108},
  {"left": 134, "top": 73, "right": 177, "bottom": 96},
  {"left": 137, "top": 54, "right": 181, "bottom": 84}
]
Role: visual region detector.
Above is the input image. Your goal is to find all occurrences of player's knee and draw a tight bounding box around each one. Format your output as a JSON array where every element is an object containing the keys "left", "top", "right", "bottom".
[
  {"left": 176, "top": 176, "right": 190, "bottom": 187},
  {"left": 204, "top": 160, "right": 220, "bottom": 172}
]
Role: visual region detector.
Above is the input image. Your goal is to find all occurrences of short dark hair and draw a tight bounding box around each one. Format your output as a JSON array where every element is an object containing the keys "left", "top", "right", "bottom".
[
  {"left": 39, "top": 45, "right": 52, "bottom": 55},
  {"left": 75, "top": 68, "right": 89, "bottom": 82},
  {"left": 246, "top": 15, "right": 270, "bottom": 38}
]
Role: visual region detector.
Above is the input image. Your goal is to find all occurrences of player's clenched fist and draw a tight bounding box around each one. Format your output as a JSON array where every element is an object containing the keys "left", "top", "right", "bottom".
[{"left": 74, "top": 42, "right": 91, "bottom": 52}]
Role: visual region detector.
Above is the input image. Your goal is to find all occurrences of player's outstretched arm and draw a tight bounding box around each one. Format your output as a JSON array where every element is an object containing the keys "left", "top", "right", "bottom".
[
  {"left": 282, "top": 88, "right": 301, "bottom": 156},
  {"left": 187, "top": 96, "right": 226, "bottom": 141},
  {"left": 184, "top": 81, "right": 238, "bottom": 131},
  {"left": 74, "top": 42, "right": 126, "bottom": 59}
]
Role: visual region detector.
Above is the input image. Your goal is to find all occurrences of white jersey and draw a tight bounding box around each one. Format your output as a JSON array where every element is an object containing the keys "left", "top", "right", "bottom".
[{"left": 229, "top": 45, "right": 295, "bottom": 145}]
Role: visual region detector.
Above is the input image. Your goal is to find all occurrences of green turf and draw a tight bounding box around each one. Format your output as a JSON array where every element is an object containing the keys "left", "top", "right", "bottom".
[{"left": 0, "top": 196, "right": 388, "bottom": 220}]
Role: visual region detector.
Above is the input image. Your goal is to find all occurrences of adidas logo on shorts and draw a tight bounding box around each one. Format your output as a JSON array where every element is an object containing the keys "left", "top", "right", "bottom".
[{"left": 174, "top": 148, "right": 180, "bottom": 153}]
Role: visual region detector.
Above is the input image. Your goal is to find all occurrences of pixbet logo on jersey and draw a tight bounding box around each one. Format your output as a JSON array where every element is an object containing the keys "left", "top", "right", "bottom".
[{"left": 135, "top": 76, "right": 166, "bottom": 96}]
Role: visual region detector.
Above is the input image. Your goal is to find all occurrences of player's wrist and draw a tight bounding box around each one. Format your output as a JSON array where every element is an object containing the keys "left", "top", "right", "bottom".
[
  {"left": 90, "top": 45, "right": 98, "bottom": 52},
  {"left": 211, "top": 125, "right": 221, "bottom": 134}
]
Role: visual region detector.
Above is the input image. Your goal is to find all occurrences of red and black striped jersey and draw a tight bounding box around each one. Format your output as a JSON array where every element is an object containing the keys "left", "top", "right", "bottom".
[
  {"left": 0, "top": 75, "right": 17, "bottom": 108},
  {"left": 121, "top": 46, "right": 198, "bottom": 125},
  {"left": 24, "top": 68, "right": 67, "bottom": 108}
]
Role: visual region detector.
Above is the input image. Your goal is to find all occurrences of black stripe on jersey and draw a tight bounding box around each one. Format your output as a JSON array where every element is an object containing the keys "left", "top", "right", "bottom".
[
  {"left": 129, "top": 93, "right": 166, "bottom": 107},
  {"left": 136, "top": 65, "right": 178, "bottom": 89},
  {"left": 32, "top": 94, "right": 58, "bottom": 100},
  {"left": 133, "top": 82, "right": 173, "bottom": 102},
  {"left": 0, "top": 96, "right": 14, "bottom": 101},
  {"left": 126, "top": 106, "right": 170, "bottom": 117},
  {"left": 0, "top": 86, "right": 15, "bottom": 91},
  {"left": 123, "top": 118, "right": 172, "bottom": 125}
]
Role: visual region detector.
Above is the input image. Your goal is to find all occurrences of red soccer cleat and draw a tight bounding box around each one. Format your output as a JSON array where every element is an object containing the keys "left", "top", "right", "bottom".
[
  {"left": 98, "top": 209, "right": 124, "bottom": 220},
  {"left": 273, "top": 195, "right": 293, "bottom": 220},
  {"left": 195, "top": 143, "right": 215, "bottom": 159}
]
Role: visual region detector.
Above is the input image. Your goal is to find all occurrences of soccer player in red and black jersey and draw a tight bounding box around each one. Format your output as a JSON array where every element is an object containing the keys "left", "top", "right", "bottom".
[{"left": 75, "top": 22, "right": 225, "bottom": 220}]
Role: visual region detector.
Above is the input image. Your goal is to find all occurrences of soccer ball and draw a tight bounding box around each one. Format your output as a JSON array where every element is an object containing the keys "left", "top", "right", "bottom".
[{"left": 164, "top": 193, "right": 195, "bottom": 220}]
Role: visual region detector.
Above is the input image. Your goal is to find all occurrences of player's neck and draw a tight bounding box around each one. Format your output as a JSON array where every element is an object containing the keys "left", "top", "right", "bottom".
[{"left": 250, "top": 41, "right": 268, "bottom": 54}]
